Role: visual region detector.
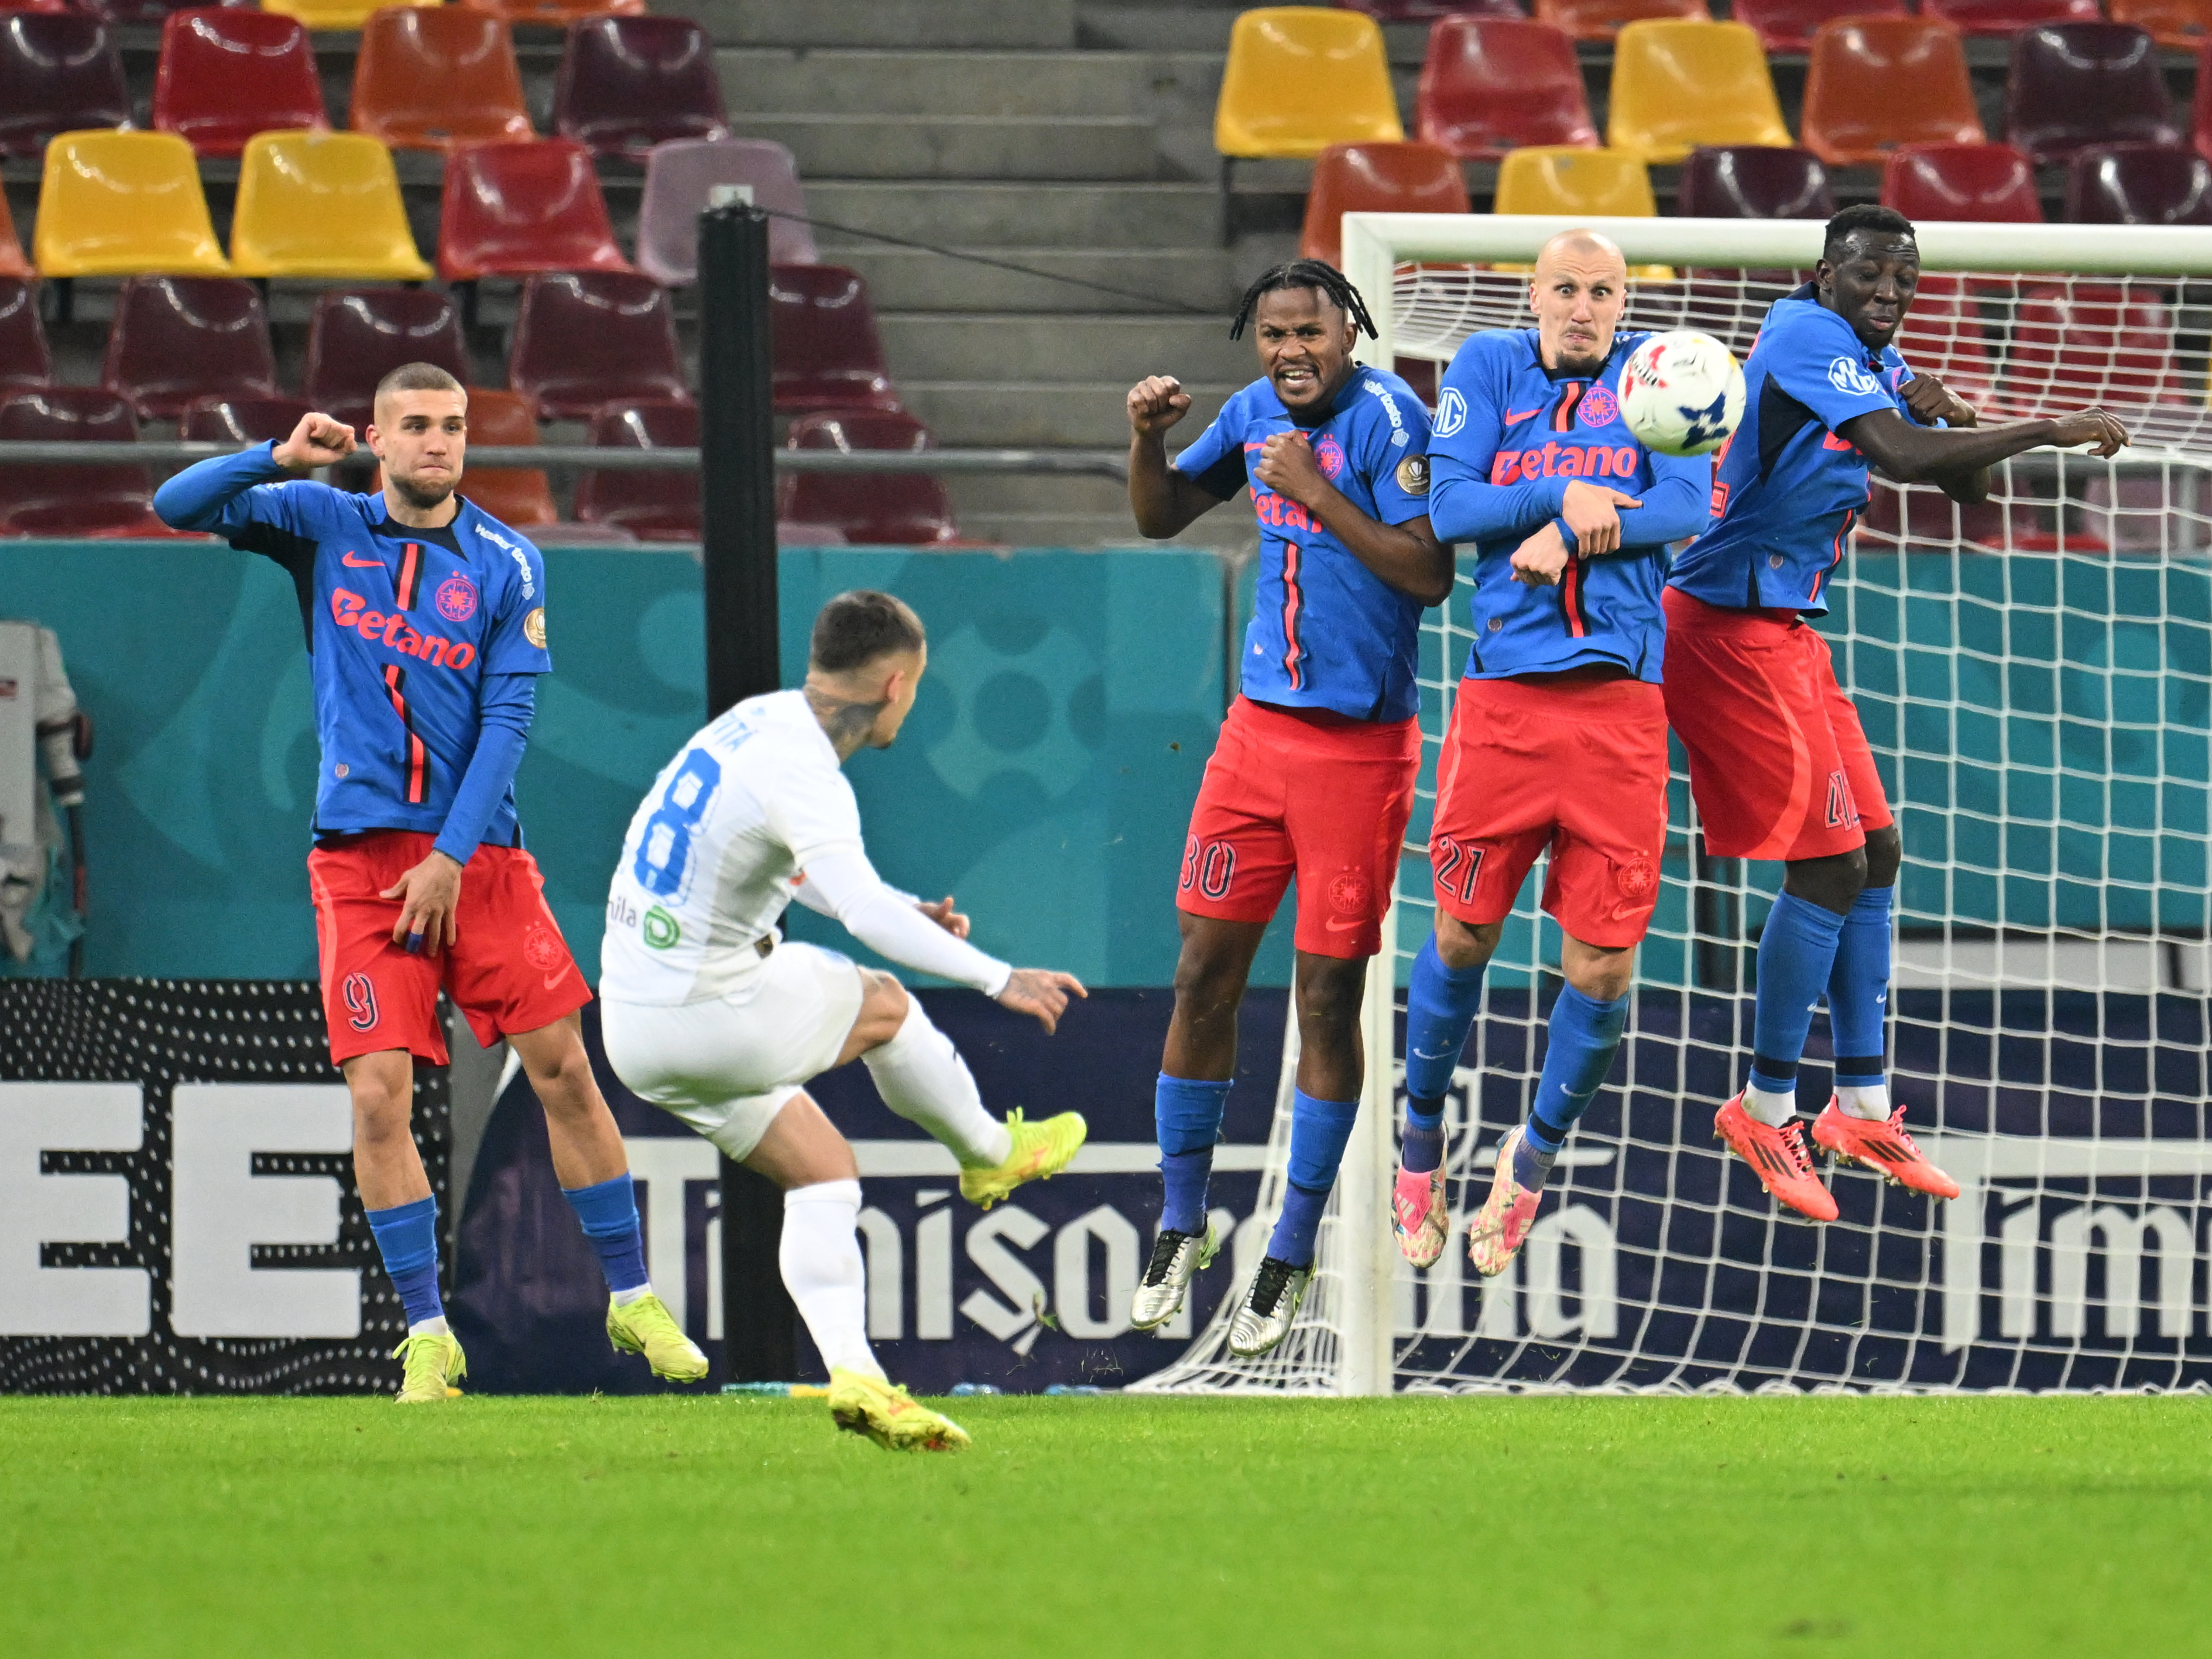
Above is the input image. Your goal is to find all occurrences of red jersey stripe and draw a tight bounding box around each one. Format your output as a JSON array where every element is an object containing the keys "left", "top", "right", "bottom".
[
  {"left": 382, "top": 663, "right": 429, "bottom": 804},
  {"left": 1280, "top": 541, "right": 1305, "bottom": 691}
]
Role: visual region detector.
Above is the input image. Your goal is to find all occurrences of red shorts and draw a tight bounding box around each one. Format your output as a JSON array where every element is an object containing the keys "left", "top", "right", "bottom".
[
  {"left": 307, "top": 830, "right": 592, "bottom": 1066},
  {"left": 1661, "top": 587, "right": 1893, "bottom": 861},
  {"left": 1429, "top": 675, "right": 1670, "bottom": 949},
  {"left": 1177, "top": 696, "right": 1421, "bottom": 959}
]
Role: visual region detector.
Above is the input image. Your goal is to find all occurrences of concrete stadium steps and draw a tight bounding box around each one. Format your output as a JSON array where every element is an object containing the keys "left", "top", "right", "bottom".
[
  {"left": 897, "top": 380, "right": 1242, "bottom": 451},
  {"left": 805, "top": 181, "right": 1222, "bottom": 252},
  {"left": 877, "top": 314, "right": 1251, "bottom": 386},
  {"left": 717, "top": 47, "right": 1222, "bottom": 125},
  {"left": 828, "top": 248, "right": 1242, "bottom": 314},
  {"left": 688, "top": 0, "right": 1078, "bottom": 50},
  {"left": 736, "top": 114, "right": 1162, "bottom": 183}
]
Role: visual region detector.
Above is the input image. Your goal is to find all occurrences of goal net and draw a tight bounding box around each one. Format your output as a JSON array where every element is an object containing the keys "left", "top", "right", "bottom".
[{"left": 1134, "top": 215, "right": 2212, "bottom": 1396}]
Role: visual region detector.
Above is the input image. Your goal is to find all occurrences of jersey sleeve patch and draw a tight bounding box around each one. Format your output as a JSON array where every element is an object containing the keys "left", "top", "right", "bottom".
[{"left": 1395, "top": 454, "right": 1430, "bottom": 495}]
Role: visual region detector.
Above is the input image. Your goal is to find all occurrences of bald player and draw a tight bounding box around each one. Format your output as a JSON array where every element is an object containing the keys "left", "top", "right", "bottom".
[{"left": 1398, "top": 230, "right": 1712, "bottom": 1277}]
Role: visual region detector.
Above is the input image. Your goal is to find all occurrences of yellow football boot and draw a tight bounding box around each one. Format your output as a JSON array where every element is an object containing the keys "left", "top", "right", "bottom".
[
  {"left": 959, "top": 1109, "right": 1088, "bottom": 1210},
  {"left": 606, "top": 1292, "right": 710, "bottom": 1382},
  {"left": 392, "top": 1330, "right": 465, "bottom": 1404},
  {"left": 827, "top": 1368, "right": 970, "bottom": 1452}
]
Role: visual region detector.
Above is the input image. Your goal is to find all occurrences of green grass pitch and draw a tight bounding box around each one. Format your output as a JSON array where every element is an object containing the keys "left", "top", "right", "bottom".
[{"left": 4, "top": 1393, "right": 2204, "bottom": 1657}]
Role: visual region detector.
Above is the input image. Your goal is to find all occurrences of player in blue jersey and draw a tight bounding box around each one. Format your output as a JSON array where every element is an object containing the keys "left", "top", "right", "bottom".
[
  {"left": 1667, "top": 205, "right": 2129, "bottom": 1218},
  {"left": 1122, "top": 259, "right": 1452, "bottom": 1355},
  {"left": 153, "top": 365, "right": 708, "bottom": 1402},
  {"left": 1395, "top": 229, "right": 1712, "bottom": 1277}
]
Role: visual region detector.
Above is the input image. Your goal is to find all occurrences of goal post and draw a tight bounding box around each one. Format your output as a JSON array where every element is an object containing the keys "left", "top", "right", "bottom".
[{"left": 1136, "top": 214, "right": 2212, "bottom": 1398}]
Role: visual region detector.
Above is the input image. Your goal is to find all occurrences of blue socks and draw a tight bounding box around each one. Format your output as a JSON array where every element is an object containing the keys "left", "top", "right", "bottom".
[
  {"left": 1268, "top": 1090, "right": 1360, "bottom": 1267},
  {"left": 366, "top": 1194, "right": 443, "bottom": 1328},
  {"left": 1748, "top": 890, "right": 1849, "bottom": 1098},
  {"left": 1403, "top": 934, "right": 1486, "bottom": 1173},
  {"left": 1528, "top": 982, "right": 1629, "bottom": 1150},
  {"left": 563, "top": 1173, "right": 650, "bottom": 1296},
  {"left": 1827, "top": 885, "right": 1893, "bottom": 1091},
  {"left": 1156, "top": 1073, "right": 1232, "bottom": 1234}
]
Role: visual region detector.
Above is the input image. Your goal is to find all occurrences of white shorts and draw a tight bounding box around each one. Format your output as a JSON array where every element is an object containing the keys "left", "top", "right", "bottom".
[{"left": 600, "top": 941, "right": 866, "bottom": 1160}]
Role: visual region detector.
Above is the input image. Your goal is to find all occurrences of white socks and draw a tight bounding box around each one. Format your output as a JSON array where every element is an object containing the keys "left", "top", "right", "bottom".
[
  {"left": 1742, "top": 1084, "right": 1798, "bottom": 1127},
  {"left": 780, "top": 1180, "right": 884, "bottom": 1380},
  {"left": 1745, "top": 1083, "right": 1893, "bottom": 1124},
  {"left": 863, "top": 1000, "right": 1014, "bottom": 1168},
  {"left": 612, "top": 1283, "right": 654, "bottom": 1307},
  {"left": 407, "top": 1315, "right": 450, "bottom": 1338},
  {"left": 1836, "top": 1083, "right": 1892, "bottom": 1120}
]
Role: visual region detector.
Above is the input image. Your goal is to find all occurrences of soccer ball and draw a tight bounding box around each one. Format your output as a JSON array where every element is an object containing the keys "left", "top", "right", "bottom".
[{"left": 1618, "top": 331, "right": 1745, "bottom": 458}]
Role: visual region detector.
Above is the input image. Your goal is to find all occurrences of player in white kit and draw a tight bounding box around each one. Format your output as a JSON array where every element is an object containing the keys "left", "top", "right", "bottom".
[{"left": 599, "top": 590, "right": 1088, "bottom": 1452}]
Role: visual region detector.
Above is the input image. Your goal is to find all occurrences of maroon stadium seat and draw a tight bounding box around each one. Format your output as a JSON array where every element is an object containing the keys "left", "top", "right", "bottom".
[
  {"left": 552, "top": 15, "right": 731, "bottom": 159},
  {"left": 304, "top": 288, "right": 470, "bottom": 430},
  {"left": 1922, "top": 0, "right": 2100, "bottom": 34},
  {"left": 575, "top": 399, "right": 701, "bottom": 542},
  {"left": 1300, "top": 143, "right": 1472, "bottom": 267},
  {"left": 1881, "top": 142, "right": 2043, "bottom": 221},
  {"left": 0, "top": 387, "right": 174, "bottom": 537},
  {"left": 507, "top": 272, "right": 690, "bottom": 421},
  {"left": 2002, "top": 281, "right": 2188, "bottom": 411},
  {"left": 181, "top": 394, "right": 311, "bottom": 445},
  {"left": 0, "top": 13, "right": 128, "bottom": 159},
  {"left": 73, "top": 0, "right": 253, "bottom": 19},
  {"left": 779, "top": 411, "right": 958, "bottom": 547},
  {"left": 0, "top": 277, "right": 51, "bottom": 392},
  {"left": 1730, "top": 0, "right": 1905, "bottom": 53},
  {"left": 1676, "top": 146, "right": 1834, "bottom": 218},
  {"left": 152, "top": 8, "right": 327, "bottom": 160},
  {"left": 437, "top": 140, "right": 634, "bottom": 281},
  {"left": 769, "top": 265, "right": 901, "bottom": 415},
  {"left": 2007, "top": 23, "right": 2183, "bottom": 166},
  {"left": 1892, "top": 274, "right": 1999, "bottom": 408},
  {"left": 2065, "top": 142, "right": 2212, "bottom": 224},
  {"left": 1414, "top": 17, "right": 1596, "bottom": 160},
  {"left": 101, "top": 276, "right": 279, "bottom": 421}
]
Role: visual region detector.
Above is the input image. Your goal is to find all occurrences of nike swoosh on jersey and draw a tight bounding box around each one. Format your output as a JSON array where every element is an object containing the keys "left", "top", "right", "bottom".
[
  {"left": 1325, "top": 916, "right": 1366, "bottom": 932},
  {"left": 1503, "top": 408, "right": 1542, "bottom": 425},
  {"left": 341, "top": 552, "right": 385, "bottom": 568}
]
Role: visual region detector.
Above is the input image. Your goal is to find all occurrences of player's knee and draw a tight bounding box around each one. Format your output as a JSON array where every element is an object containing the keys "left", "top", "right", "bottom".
[
  {"left": 852, "top": 970, "right": 910, "bottom": 1047},
  {"left": 1782, "top": 846, "right": 1867, "bottom": 915},
  {"left": 1171, "top": 939, "right": 1246, "bottom": 1013},
  {"left": 347, "top": 1076, "right": 413, "bottom": 1142},
  {"left": 1293, "top": 960, "right": 1364, "bottom": 1039},
  {"left": 1861, "top": 824, "right": 1901, "bottom": 891},
  {"left": 1433, "top": 912, "right": 1500, "bottom": 971},
  {"left": 1562, "top": 944, "right": 1634, "bottom": 1004}
]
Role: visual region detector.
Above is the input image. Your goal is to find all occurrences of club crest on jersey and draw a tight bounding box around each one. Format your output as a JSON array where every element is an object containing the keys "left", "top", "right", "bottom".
[
  {"left": 1314, "top": 434, "right": 1346, "bottom": 480},
  {"left": 1616, "top": 854, "right": 1656, "bottom": 900},
  {"left": 1579, "top": 386, "right": 1620, "bottom": 428},
  {"left": 1433, "top": 387, "right": 1467, "bottom": 438},
  {"left": 434, "top": 573, "right": 478, "bottom": 623}
]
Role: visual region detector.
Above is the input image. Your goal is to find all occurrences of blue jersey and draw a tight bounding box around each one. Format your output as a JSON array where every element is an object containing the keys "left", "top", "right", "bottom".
[
  {"left": 1428, "top": 328, "right": 1712, "bottom": 683},
  {"left": 1174, "top": 366, "right": 1435, "bottom": 722},
  {"left": 155, "top": 445, "right": 551, "bottom": 844},
  {"left": 1669, "top": 284, "right": 1919, "bottom": 614}
]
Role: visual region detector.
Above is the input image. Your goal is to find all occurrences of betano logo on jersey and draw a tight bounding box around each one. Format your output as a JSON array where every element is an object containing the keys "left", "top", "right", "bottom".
[
  {"left": 1489, "top": 441, "right": 1642, "bottom": 485},
  {"left": 330, "top": 587, "right": 478, "bottom": 669}
]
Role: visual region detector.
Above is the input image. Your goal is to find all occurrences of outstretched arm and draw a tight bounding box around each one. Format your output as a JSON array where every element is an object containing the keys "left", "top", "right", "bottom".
[
  {"left": 153, "top": 412, "right": 357, "bottom": 535},
  {"left": 1838, "top": 404, "right": 2128, "bottom": 499}
]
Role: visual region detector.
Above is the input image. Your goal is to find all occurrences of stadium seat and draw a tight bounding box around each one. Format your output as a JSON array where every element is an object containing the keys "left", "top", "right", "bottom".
[
  {"left": 2111, "top": 0, "right": 2212, "bottom": 49},
  {"left": 0, "top": 15, "right": 129, "bottom": 159},
  {"left": 1881, "top": 142, "right": 2043, "bottom": 222},
  {"left": 262, "top": 0, "right": 437, "bottom": 30},
  {"left": 304, "top": 288, "right": 470, "bottom": 430},
  {"left": 2007, "top": 23, "right": 2183, "bottom": 166},
  {"left": 461, "top": 0, "right": 646, "bottom": 23},
  {"left": 2004, "top": 282, "right": 2187, "bottom": 411},
  {"left": 779, "top": 411, "right": 958, "bottom": 547},
  {"left": 769, "top": 264, "right": 902, "bottom": 415},
  {"left": 1605, "top": 20, "right": 1792, "bottom": 164},
  {"left": 575, "top": 399, "right": 700, "bottom": 542},
  {"left": 1921, "top": 0, "right": 2100, "bottom": 35},
  {"left": 636, "top": 139, "right": 817, "bottom": 286},
  {"left": 1415, "top": 18, "right": 1597, "bottom": 161},
  {"left": 1800, "top": 18, "right": 1983, "bottom": 170},
  {"left": 349, "top": 7, "right": 534, "bottom": 153},
  {"left": 0, "top": 0, "right": 73, "bottom": 12},
  {"left": 437, "top": 140, "right": 634, "bottom": 281},
  {"left": 0, "top": 192, "right": 29, "bottom": 279},
  {"left": 180, "top": 394, "right": 310, "bottom": 445},
  {"left": 1300, "top": 142, "right": 1470, "bottom": 268},
  {"left": 152, "top": 9, "right": 326, "bottom": 159},
  {"left": 35, "top": 131, "right": 230, "bottom": 277},
  {"left": 1215, "top": 8, "right": 1404, "bottom": 158},
  {"left": 0, "top": 387, "right": 171, "bottom": 537},
  {"left": 0, "top": 277, "right": 50, "bottom": 392},
  {"left": 509, "top": 272, "right": 689, "bottom": 421},
  {"left": 1338, "top": 1, "right": 1525, "bottom": 18},
  {"left": 437, "top": 389, "right": 555, "bottom": 528},
  {"left": 1493, "top": 145, "right": 1657, "bottom": 215},
  {"left": 2066, "top": 143, "right": 2212, "bottom": 225},
  {"left": 101, "top": 276, "right": 278, "bottom": 421},
  {"left": 74, "top": 0, "right": 255, "bottom": 18},
  {"left": 1730, "top": 0, "right": 1906, "bottom": 54},
  {"left": 1675, "top": 146, "right": 1833, "bottom": 219},
  {"left": 553, "top": 16, "right": 731, "bottom": 159},
  {"left": 228, "top": 131, "right": 433, "bottom": 280},
  {"left": 1533, "top": 0, "right": 1707, "bottom": 44},
  {"left": 1892, "top": 274, "right": 1998, "bottom": 407}
]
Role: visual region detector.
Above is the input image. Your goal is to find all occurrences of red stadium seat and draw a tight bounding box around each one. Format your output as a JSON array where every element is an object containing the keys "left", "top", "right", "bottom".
[
  {"left": 2002, "top": 281, "right": 2188, "bottom": 411},
  {"left": 1922, "top": 0, "right": 2100, "bottom": 34},
  {"left": 1730, "top": 0, "right": 1905, "bottom": 53},
  {"left": 0, "top": 387, "right": 173, "bottom": 537},
  {"left": 0, "top": 277, "right": 50, "bottom": 391},
  {"left": 1800, "top": 17, "right": 1984, "bottom": 170},
  {"left": 1676, "top": 146, "right": 1834, "bottom": 218},
  {"left": 2007, "top": 23, "right": 2183, "bottom": 166},
  {"left": 2112, "top": 0, "right": 2212, "bottom": 49},
  {"left": 1534, "top": 0, "right": 1706, "bottom": 43},
  {"left": 1893, "top": 274, "right": 1999, "bottom": 408},
  {"left": 1881, "top": 143, "right": 2043, "bottom": 221},
  {"left": 152, "top": 9, "right": 327, "bottom": 160},
  {"left": 553, "top": 16, "right": 731, "bottom": 160},
  {"left": 1338, "top": 2, "right": 1525, "bottom": 18},
  {"left": 779, "top": 411, "right": 958, "bottom": 547},
  {"left": 304, "top": 288, "right": 470, "bottom": 431},
  {"left": 1300, "top": 143, "right": 1470, "bottom": 267},
  {"left": 0, "top": 191, "right": 29, "bottom": 278},
  {"left": 101, "top": 276, "right": 279, "bottom": 421},
  {"left": 508, "top": 272, "right": 690, "bottom": 421},
  {"left": 0, "top": 14, "right": 128, "bottom": 159},
  {"left": 2193, "top": 40, "right": 2212, "bottom": 167},
  {"left": 2066, "top": 142, "right": 2212, "bottom": 224},
  {"left": 437, "top": 141, "right": 634, "bottom": 281},
  {"left": 575, "top": 400, "right": 701, "bottom": 542},
  {"left": 637, "top": 139, "right": 817, "bottom": 286},
  {"left": 1415, "top": 18, "right": 1596, "bottom": 161},
  {"left": 770, "top": 265, "right": 902, "bottom": 415},
  {"left": 0, "top": 1, "right": 74, "bottom": 12},
  {"left": 461, "top": 0, "right": 644, "bottom": 22},
  {"left": 181, "top": 394, "right": 310, "bottom": 445},
  {"left": 73, "top": 0, "right": 253, "bottom": 20},
  {"left": 350, "top": 8, "right": 534, "bottom": 153}
]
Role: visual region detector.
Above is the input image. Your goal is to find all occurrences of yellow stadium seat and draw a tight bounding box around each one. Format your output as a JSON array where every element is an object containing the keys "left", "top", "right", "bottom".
[
  {"left": 1492, "top": 147, "right": 1671, "bottom": 278},
  {"left": 229, "top": 130, "right": 434, "bottom": 280},
  {"left": 263, "top": 0, "right": 440, "bottom": 31},
  {"left": 1216, "top": 8, "right": 1404, "bottom": 158},
  {"left": 34, "top": 130, "right": 229, "bottom": 278},
  {"left": 1605, "top": 19, "right": 1792, "bottom": 164}
]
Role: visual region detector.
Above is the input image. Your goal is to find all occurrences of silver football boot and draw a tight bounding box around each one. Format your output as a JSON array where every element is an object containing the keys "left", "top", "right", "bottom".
[
  {"left": 1129, "top": 1225, "right": 1218, "bottom": 1331},
  {"left": 1226, "top": 1256, "right": 1312, "bottom": 1358}
]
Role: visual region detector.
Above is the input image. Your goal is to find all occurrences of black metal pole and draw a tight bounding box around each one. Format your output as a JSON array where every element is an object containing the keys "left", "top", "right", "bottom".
[{"left": 699, "top": 202, "right": 798, "bottom": 1385}]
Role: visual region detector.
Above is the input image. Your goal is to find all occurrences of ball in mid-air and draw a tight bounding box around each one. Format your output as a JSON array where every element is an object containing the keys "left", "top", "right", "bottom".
[{"left": 1619, "top": 331, "right": 1745, "bottom": 458}]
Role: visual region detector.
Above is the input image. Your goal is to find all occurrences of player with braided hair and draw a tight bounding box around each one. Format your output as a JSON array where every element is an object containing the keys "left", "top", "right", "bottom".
[{"left": 1123, "top": 259, "right": 1450, "bottom": 1357}]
